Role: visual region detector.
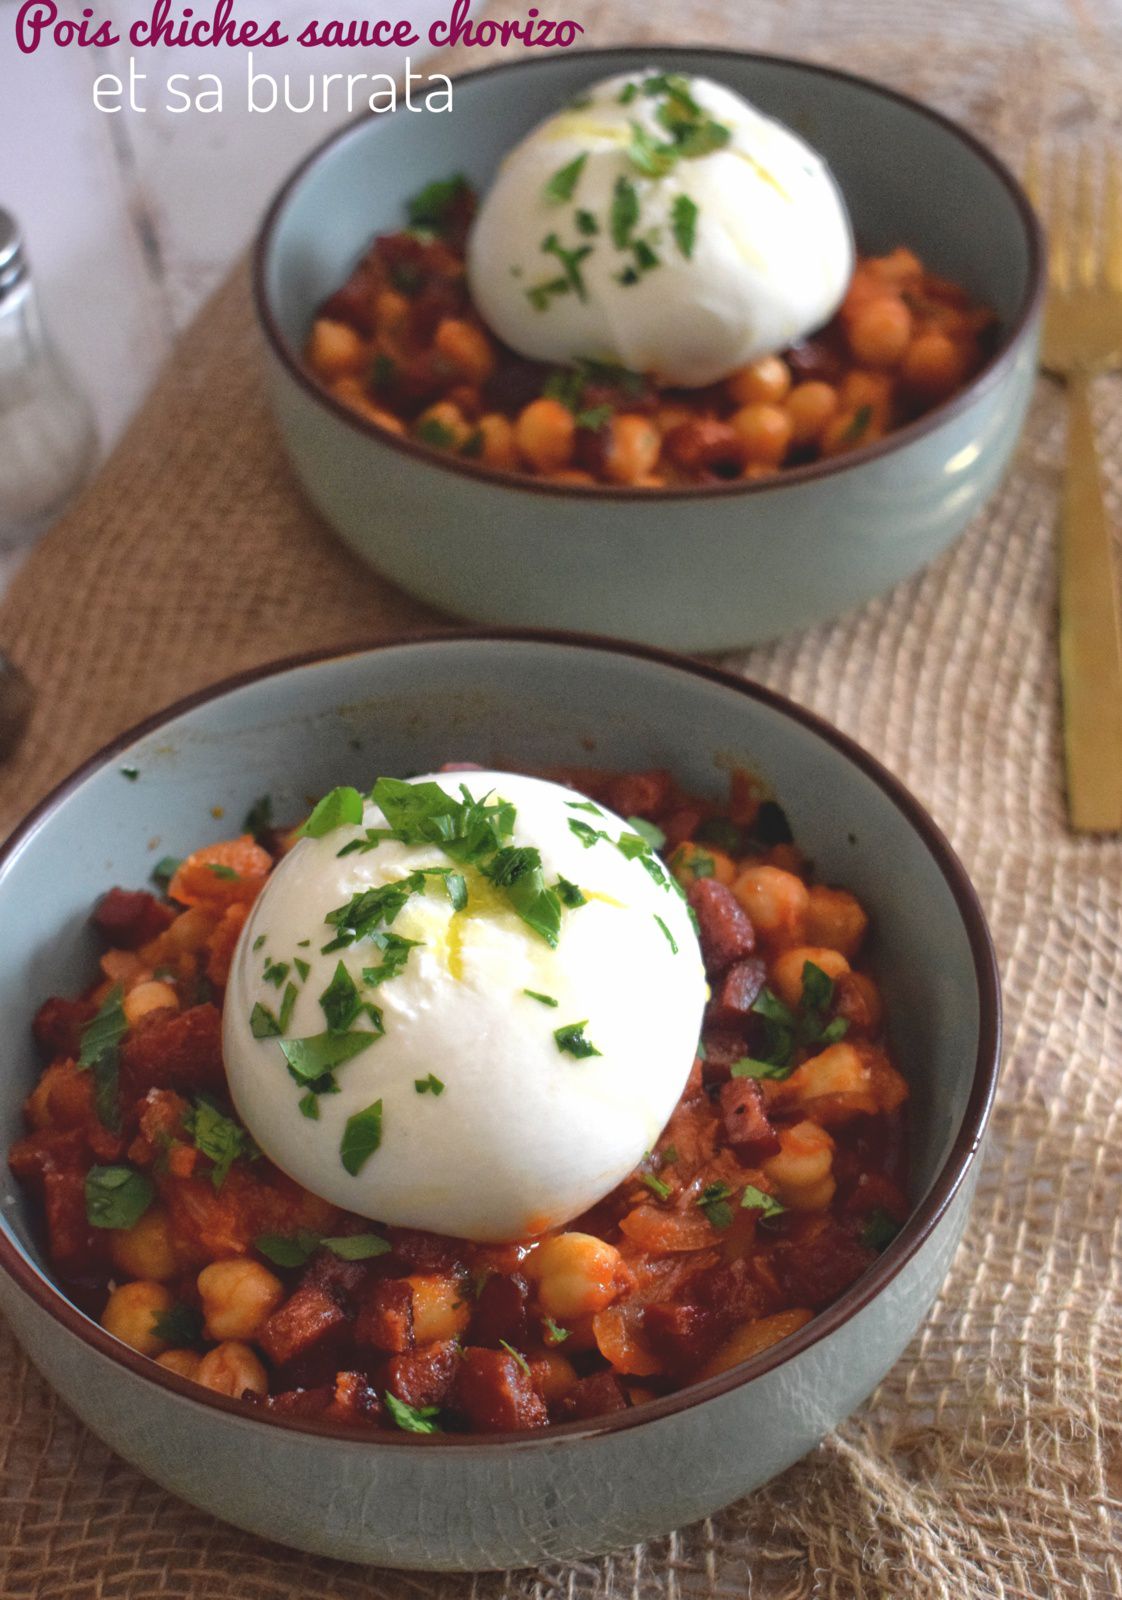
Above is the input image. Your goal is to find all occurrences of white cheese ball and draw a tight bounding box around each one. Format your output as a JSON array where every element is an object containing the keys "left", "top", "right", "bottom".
[
  {"left": 224, "top": 772, "right": 706, "bottom": 1243},
  {"left": 467, "top": 71, "right": 854, "bottom": 387}
]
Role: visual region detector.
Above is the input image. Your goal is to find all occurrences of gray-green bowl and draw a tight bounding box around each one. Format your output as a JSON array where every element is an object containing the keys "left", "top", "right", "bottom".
[
  {"left": 253, "top": 48, "right": 1044, "bottom": 652},
  {"left": 0, "top": 634, "right": 999, "bottom": 1567}
]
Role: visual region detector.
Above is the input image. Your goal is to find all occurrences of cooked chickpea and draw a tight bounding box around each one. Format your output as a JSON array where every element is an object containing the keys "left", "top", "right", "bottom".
[
  {"left": 769, "top": 946, "right": 850, "bottom": 1009},
  {"left": 197, "top": 1258, "right": 284, "bottom": 1342},
  {"left": 786, "top": 381, "right": 839, "bottom": 446},
  {"left": 529, "top": 1349, "right": 579, "bottom": 1404},
  {"left": 156, "top": 1348, "right": 203, "bottom": 1381},
  {"left": 110, "top": 1206, "right": 179, "bottom": 1282},
  {"left": 804, "top": 885, "right": 869, "bottom": 957},
  {"left": 374, "top": 288, "right": 410, "bottom": 334},
  {"left": 729, "top": 403, "right": 793, "bottom": 468},
  {"left": 670, "top": 841, "right": 737, "bottom": 889},
  {"left": 123, "top": 980, "right": 178, "bottom": 1027},
  {"left": 514, "top": 398, "right": 577, "bottom": 473},
  {"left": 101, "top": 1281, "right": 175, "bottom": 1357},
  {"left": 528, "top": 1232, "right": 623, "bottom": 1321},
  {"left": 414, "top": 401, "right": 472, "bottom": 452},
  {"left": 333, "top": 378, "right": 405, "bottom": 434},
  {"left": 434, "top": 318, "right": 495, "bottom": 385},
  {"left": 604, "top": 414, "right": 661, "bottom": 484},
  {"left": 901, "top": 329, "right": 968, "bottom": 399},
  {"left": 475, "top": 413, "right": 519, "bottom": 471},
  {"left": 848, "top": 297, "right": 912, "bottom": 367},
  {"left": 727, "top": 354, "right": 792, "bottom": 407},
  {"left": 821, "top": 408, "right": 881, "bottom": 457},
  {"left": 307, "top": 318, "right": 366, "bottom": 380},
  {"left": 405, "top": 1273, "right": 471, "bottom": 1344},
  {"left": 732, "top": 864, "right": 809, "bottom": 948},
  {"left": 196, "top": 1340, "right": 268, "bottom": 1399},
  {"left": 786, "top": 1042, "right": 875, "bottom": 1113},
  {"left": 764, "top": 1121, "right": 836, "bottom": 1211}
]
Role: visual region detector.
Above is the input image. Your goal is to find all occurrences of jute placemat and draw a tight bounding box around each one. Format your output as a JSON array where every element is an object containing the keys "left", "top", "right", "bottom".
[{"left": 2, "top": 3, "right": 1121, "bottom": 1595}]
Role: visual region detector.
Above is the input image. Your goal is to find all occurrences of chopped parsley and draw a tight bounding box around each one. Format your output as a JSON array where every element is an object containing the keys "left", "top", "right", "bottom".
[
  {"left": 406, "top": 173, "right": 469, "bottom": 234},
  {"left": 542, "top": 1316, "right": 570, "bottom": 1343},
  {"left": 554, "top": 1020, "right": 601, "bottom": 1059},
  {"left": 738, "top": 964, "right": 849, "bottom": 1078},
  {"left": 184, "top": 1096, "right": 254, "bottom": 1189},
  {"left": 243, "top": 794, "right": 273, "bottom": 845},
  {"left": 278, "top": 981, "right": 298, "bottom": 1034},
  {"left": 671, "top": 193, "right": 699, "bottom": 258},
  {"left": 416, "top": 417, "right": 456, "bottom": 449},
  {"left": 610, "top": 174, "right": 640, "bottom": 248},
  {"left": 250, "top": 1001, "right": 282, "bottom": 1039},
  {"left": 414, "top": 1073, "right": 445, "bottom": 1095},
  {"left": 319, "top": 960, "right": 382, "bottom": 1033},
  {"left": 540, "top": 233, "right": 593, "bottom": 302},
  {"left": 862, "top": 1209, "right": 902, "bottom": 1252},
  {"left": 299, "top": 785, "right": 365, "bottom": 839},
  {"left": 843, "top": 404, "right": 874, "bottom": 445},
  {"left": 76, "top": 984, "right": 127, "bottom": 1133},
  {"left": 84, "top": 1164, "right": 154, "bottom": 1229},
  {"left": 627, "top": 816, "right": 666, "bottom": 850},
  {"left": 151, "top": 855, "right": 182, "bottom": 889},
  {"left": 575, "top": 209, "right": 599, "bottom": 236},
  {"left": 262, "top": 958, "right": 289, "bottom": 989},
  {"left": 206, "top": 863, "right": 239, "bottom": 881},
  {"left": 545, "top": 152, "right": 588, "bottom": 203},
  {"left": 255, "top": 1229, "right": 321, "bottom": 1267},
  {"left": 741, "top": 1184, "right": 786, "bottom": 1220},
  {"left": 698, "top": 1181, "right": 734, "bottom": 1230},
  {"left": 281, "top": 1028, "right": 381, "bottom": 1085},
  {"left": 361, "top": 932, "right": 421, "bottom": 988},
  {"left": 640, "top": 1170, "right": 671, "bottom": 1201},
  {"left": 152, "top": 1302, "right": 204, "bottom": 1345},
  {"left": 554, "top": 876, "right": 586, "bottom": 908},
  {"left": 445, "top": 872, "right": 468, "bottom": 912},
  {"left": 385, "top": 1392, "right": 441, "bottom": 1434},
  {"left": 499, "top": 1340, "right": 531, "bottom": 1376},
  {"left": 252, "top": 934, "right": 267, "bottom": 953},
  {"left": 340, "top": 1098, "right": 383, "bottom": 1175},
  {"left": 566, "top": 799, "right": 603, "bottom": 815},
  {"left": 524, "top": 989, "right": 558, "bottom": 1007},
  {"left": 293, "top": 958, "right": 311, "bottom": 983},
  {"left": 120, "top": 765, "right": 139, "bottom": 781},
  {"left": 654, "top": 915, "right": 678, "bottom": 954}
]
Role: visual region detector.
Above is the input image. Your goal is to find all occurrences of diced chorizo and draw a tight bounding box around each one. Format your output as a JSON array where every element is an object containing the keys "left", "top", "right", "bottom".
[
  {"left": 688, "top": 879, "right": 756, "bottom": 974},
  {"left": 258, "top": 1285, "right": 350, "bottom": 1378},
  {"left": 772, "top": 1217, "right": 874, "bottom": 1309},
  {"left": 301, "top": 1246, "right": 373, "bottom": 1312},
  {"left": 643, "top": 1302, "right": 717, "bottom": 1373},
  {"left": 468, "top": 1271, "right": 528, "bottom": 1349},
  {"left": 121, "top": 1004, "right": 225, "bottom": 1098},
  {"left": 92, "top": 888, "right": 174, "bottom": 950},
  {"left": 32, "top": 996, "right": 95, "bottom": 1062},
  {"left": 384, "top": 1225, "right": 464, "bottom": 1274},
  {"left": 707, "top": 957, "right": 767, "bottom": 1026},
  {"left": 718, "top": 1077, "right": 781, "bottom": 1161},
  {"left": 355, "top": 1278, "right": 415, "bottom": 1355},
  {"left": 556, "top": 1370, "right": 629, "bottom": 1422},
  {"left": 600, "top": 770, "right": 672, "bottom": 820},
  {"left": 451, "top": 1347, "right": 548, "bottom": 1433},
  {"left": 328, "top": 1370, "right": 384, "bottom": 1426},
  {"left": 382, "top": 1338, "right": 459, "bottom": 1410}
]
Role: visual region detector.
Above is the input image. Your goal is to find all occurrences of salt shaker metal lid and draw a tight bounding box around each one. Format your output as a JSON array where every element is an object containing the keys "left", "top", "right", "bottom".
[{"left": 0, "top": 209, "right": 28, "bottom": 299}]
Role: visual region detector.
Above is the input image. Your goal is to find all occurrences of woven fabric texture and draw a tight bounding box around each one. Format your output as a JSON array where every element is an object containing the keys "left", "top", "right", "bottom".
[{"left": 1, "top": 2, "right": 1121, "bottom": 1595}]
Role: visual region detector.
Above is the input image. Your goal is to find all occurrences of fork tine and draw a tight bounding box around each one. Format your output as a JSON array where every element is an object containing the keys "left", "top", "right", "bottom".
[
  {"left": 1104, "top": 147, "right": 1122, "bottom": 291},
  {"left": 1074, "top": 145, "right": 1099, "bottom": 288},
  {"left": 1048, "top": 148, "right": 1072, "bottom": 290}
]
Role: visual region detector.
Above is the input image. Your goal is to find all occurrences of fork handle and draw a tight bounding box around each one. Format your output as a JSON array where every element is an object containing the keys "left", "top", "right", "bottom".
[{"left": 1060, "top": 371, "right": 1122, "bottom": 831}]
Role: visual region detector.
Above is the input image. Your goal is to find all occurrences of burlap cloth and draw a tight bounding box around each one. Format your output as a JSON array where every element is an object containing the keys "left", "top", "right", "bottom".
[{"left": 2, "top": 2, "right": 1121, "bottom": 1595}]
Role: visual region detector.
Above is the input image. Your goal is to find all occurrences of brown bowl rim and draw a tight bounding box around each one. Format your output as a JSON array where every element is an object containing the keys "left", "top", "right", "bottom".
[
  {"left": 251, "top": 44, "right": 1046, "bottom": 504},
  {"left": 0, "top": 628, "right": 1002, "bottom": 1450}
]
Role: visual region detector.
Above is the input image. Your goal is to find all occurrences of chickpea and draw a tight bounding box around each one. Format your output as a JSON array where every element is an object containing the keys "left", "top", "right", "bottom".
[
  {"left": 307, "top": 318, "right": 367, "bottom": 381},
  {"left": 727, "top": 354, "right": 792, "bottom": 407},
  {"left": 604, "top": 415, "right": 661, "bottom": 485},
  {"left": 730, "top": 403, "right": 793, "bottom": 468},
  {"left": 196, "top": 1340, "right": 268, "bottom": 1399},
  {"left": 101, "top": 1281, "right": 175, "bottom": 1357},
  {"left": 550, "top": 468, "right": 596, "bottom": 486},
  {"left": 469, "top": 413, "right": 517, "bottom": 472},
  {"left": 655, "top": 402, "right": 696, "bottom": 437},
  {"left": 406, "top": 1273, "right": 471, "bottom": 1344},
  {"left": 529, "top": 1349, "right": 579, "bottom": 1404},
  {"left": 514, "top": 398, "right": 577, "bottom": 474},
  {"left": 838, "top": 369, "right": 892, "bottom": 421},
  {"left": 786, "top": 1042, "right": 874, "bottom": 1112},
  {"left": 901, "top": 329, "right": 968, "bottom": 400},
  {"left": 804, "top": 885, "right": 869, "bottom": 958},
  {"left": 664, "top": 418, "right": 742, "bottom": 475},
  {"left": 732, "top": 864, "right": 809, "bottom": 949},
  {"left": 528, "top": 1232, "right": 623, "bottom": 1321},
  {"left": 769, "top": 946, "right": 850, "bottom": 1009},
  {"left": 374, "top": 288, "right": 410, "bottom": 335},
  {"left": 110, "top": 1206, "right": 179, "bottom": 1283},
  {"left": 434, "top": 318, "right": 495, "bottom": 385},
  {"left": 786, "top": 381, "right": 839, "bottom": 447},
  {"left": 197, "top": 1258, "right": 285, "bottom": 1342},
  {"left": 847, "top": 297, "right": 913, "bottom": 367},
  {"left": 670, "top": 841, "right": 737, "bottom": 889},
  {"left": 157, "top": 1348, "right": 203, "bottom": 1381},
  {"left": 334, "top": 379, "right": 407, "bottom": 435},
  {"left": 764, "top": 1121, "right": 836, "bottom": 1211},
  {"left": 123, "top": 980, "right": 178, "bottom": 1027},
  {"left": 414, "top": 401, "right": 472, "bottom": 452}
]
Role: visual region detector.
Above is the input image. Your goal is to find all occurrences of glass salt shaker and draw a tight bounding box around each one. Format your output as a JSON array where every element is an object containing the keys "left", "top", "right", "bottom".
[{"left": 0, "top": 208, "right": 98, "bottom": 549}]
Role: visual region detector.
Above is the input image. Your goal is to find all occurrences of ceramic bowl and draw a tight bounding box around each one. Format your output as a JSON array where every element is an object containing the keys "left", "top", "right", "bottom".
[
  {"left": 0, "top": 634, "right": 1000, "bottom": 1568},
  {"left": 253, "top": 47, "right": 1044, "bottom": 653}
]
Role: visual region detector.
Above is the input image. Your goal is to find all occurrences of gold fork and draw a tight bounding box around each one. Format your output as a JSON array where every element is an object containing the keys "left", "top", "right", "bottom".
[{"left": 1025, "top": 145, "right": 1122, "bottom": 832}]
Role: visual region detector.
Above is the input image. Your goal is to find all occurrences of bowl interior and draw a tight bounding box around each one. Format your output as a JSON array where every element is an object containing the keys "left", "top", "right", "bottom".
[
  {"left": 0, "top": 638, "right": 988, "bottom": 1319},
  {"left": 261, "top": 47, "right": 1034, "bottom": 360}
]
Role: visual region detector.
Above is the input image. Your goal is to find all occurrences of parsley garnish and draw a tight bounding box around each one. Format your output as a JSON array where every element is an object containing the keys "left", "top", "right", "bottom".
[
  {"left": 862, "top": 1209, "right": 902, "bottom": 1252},
  {"left": 406, "top": 173, "right": 469, "bottom": 234},
  {"left": 575, "top": 208, "right": 599, "bottom": 236},
  {"left": 361, "top": 932, "right": 421, "bottom": 988},
  {"left": 415, "top": 1073, "right": 444, "bottom": 1095},
  {"left": 641, "top": 1170, "right": 671, "bottom": 1200},
  {"left": 741, "top": 1184, "right": 786, "bottom": 1220},
  {"left": 152, "top": 1302, "right": 204, "bottom": 1345},
  {"left": 120, "top": 765, "right": 139, "bottom": 781},
  {"left": 671, "top": 193, "right": 699, "bottom": 258},
  {"left": 253, "top": 934, "right": 267, "bottom": 953},
  {"left": 542, "top": 1316, "right": 570, "bottom": 1343},
  {"left": 76, "top": 984, "right": 127, "bottom": 1133},
  {"left": 554, "top": 1021, "right": 601, "bottom": 1059},
  {"left": 554, "top": 876, "right": 586, "bottom": 907},
  {"left": 499, "top": 1340, "right": 531, "bottom": 1376},
  {"left": 736, "top": 962, "right": 848, "bottom": 1078},
  {"left": 610, "top": 175, "right": 640, "bottom": 248},
  {"left": 545, "top": 152, "right": 587, "bottom": 203},
  {"left": 627, "top": 816, "right": 666, "bottom": 850},
  {"left": 654, "top": 915, "right": 678, "bottom": 954},
  {"left": 566, "top": 799, "right": 603, "bottom": 815},
  {"left": 262, "top": 958, "right": 289, "bottom": 989},
  {"left": 299, "top": 785, "right": 364, "bottom": 839},
  {"left": 255, "top": 1230, "right": 320, "bottom": 1267},
  {"left": 243, "top": 794, "right": 273, "bottom": 845},
  {"left": 250, "top": 1001, "right": 281, "bottom": 1039},
  {"left": 278, "top": 981, "right": 297, "bottom": 1034},
  {"left": 281, "top": 1029, "right": 380, "bottom": 1085},
  {"left": 843, "top": 404, "right": 873, "bottom": 445},
  {"left": 416, "top": 417, "right": 456, "bottom": 449},
  {"left": 698, "top": 1181, "right": 734, "bottom": 1230},
  {"left": 385, "top": 1392, "right": 441, "bottom": 1434},
  {"left": 85, "top": 1164, "right": 153, "bottom": 1229},
  {"left": 524, "top": 989, "right": 558, "bottom": 1007},
  {"left": 319, "top": 960, "right": 382, "bottom": 1033},
  {"left": 340, "top": 1098, "right": 383, "bottom": 1175},
  {"left": 445, "top": 872, "right": 468, "bottom": 912},
  {"left": 151, "top": 855, "right": 182, "bottom": 889},
  {"left": 540, "top": 233, "right": 593, "bottom": 302},
  {"left": 206, "top": 863, "right": 239, "bottom": 881},
  {"left": 184, "top": 1096, "right": 253, "bottom": 1189},
  {"left": 293, "top": 958, "right": 311, "bottom": 983}
]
